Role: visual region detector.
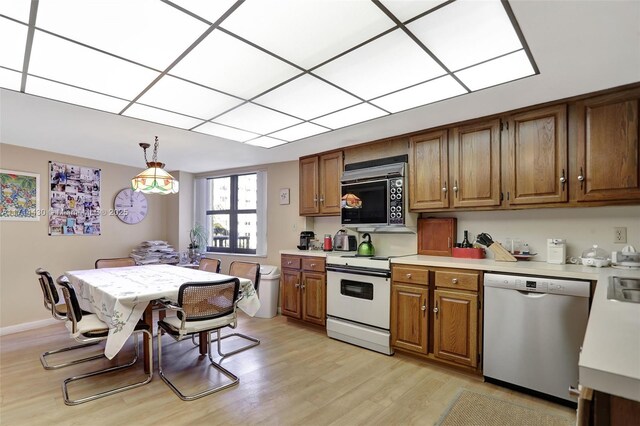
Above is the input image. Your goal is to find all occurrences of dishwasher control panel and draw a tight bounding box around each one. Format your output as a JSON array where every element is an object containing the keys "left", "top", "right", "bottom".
[{"left": 484, "top": 273, "right": 590, "bottom": 298}]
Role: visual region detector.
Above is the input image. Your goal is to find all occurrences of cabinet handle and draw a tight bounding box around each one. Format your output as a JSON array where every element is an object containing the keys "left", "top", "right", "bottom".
[
  {"left": 421, "top": 300, "right": 427, "bottom": 315},
  {"left": 406, "top": 273, "right": 412, "bottom": 279},
  {"left": 560, "top": 168, "right": 566, "bottom": 191},
  {"left": 448, "top": 237, "right": 451, "bottom": 249},
  {"left": 433, "top": 302, "right": 439, "bottom": 318},
  {"left": 453, "top": 181, "right": 458, "bottom": 198},
  {"left": 442, "top": 181, "right": 447, "bottom": 193},
  {"left": 295, "top": 283, "right": 300, "bottom": 289},
  {"left": 301, "top": 283, "right": 306, "bottom": 291},
  {"left": 577, "top": 167, "right": 585, "bottom": 190},
  {"left": 314, "top": 194, "right": 318, "bottom": 205},
  {"left": 287, "top": 261, "right": 292, "bottom": 265},
  {"left": 310, "top": 263, "right": 316, "bottom": 267},
  {"left": 319, "top": 195, "right": 324, "bottom": 205},
  {"left": 452, "top": 278, "right": 458, "bottom": 284}
]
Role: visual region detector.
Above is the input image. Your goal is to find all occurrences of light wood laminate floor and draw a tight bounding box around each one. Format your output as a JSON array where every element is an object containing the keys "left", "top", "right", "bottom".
[{"left": 0, "top": 314, "right": 575, "bottom": 425}]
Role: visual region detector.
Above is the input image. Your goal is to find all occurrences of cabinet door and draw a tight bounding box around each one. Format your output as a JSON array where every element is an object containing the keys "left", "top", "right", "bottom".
[
  {"left": 319, "top": 152, "right": 343, "bottom": 214},
  {"left": 390, "top": 283, "right": 428, "bottom": 354},
  {"left": 409, "top": 130, "right": 449, "bottom": 210},
  {"left": 302, "top": 271, "right": 326, "bottom": 326},
  {"left": 451, "top": 119, "right": 501, "bottom": 208},
  {"left": 506, "top": 105, "right": 568, "bottom": 205},
  {"left": 433, "top": 290, "right": 478, "bottom": 367},
  {"left": 281, "top": 269, "right": 302, "bottom": 319},
  {"left": 575, "top": 89, "right": 640, "bottom": 202},
  {"left": 299, "top": 156, "right": 319, "bottom": 215}
]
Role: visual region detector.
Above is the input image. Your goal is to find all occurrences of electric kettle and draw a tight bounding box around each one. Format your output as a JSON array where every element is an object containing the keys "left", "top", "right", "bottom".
[{"left": 357, "top": 233, "right": 375, "bottom": 257}]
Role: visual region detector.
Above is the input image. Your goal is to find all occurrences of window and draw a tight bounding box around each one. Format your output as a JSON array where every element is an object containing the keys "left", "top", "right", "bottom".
[{"left": 195, "top": 171, "right": 266, "bottom": 255}]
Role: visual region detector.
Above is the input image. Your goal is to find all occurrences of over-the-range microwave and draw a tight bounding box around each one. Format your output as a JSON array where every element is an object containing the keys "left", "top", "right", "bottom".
[{"left": 340, "top": 156, "right": 407, "bottom": 228}]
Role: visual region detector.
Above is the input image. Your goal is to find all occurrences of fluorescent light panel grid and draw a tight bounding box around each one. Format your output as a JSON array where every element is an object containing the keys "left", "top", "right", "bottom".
[
  {"left": 313, "top": 29, "right": 445, "bottom": 100},
  {"left": 0, "top": 18, "right": 28, "bottom": 70},
  {"left": 138, "top": 75, "right": 243, "bottom": 120},
  {"left": 407, "top": 0, "right": 522, "bottom": 71},
  {"left": 312, "top": 103, "right": 388, "bottom": 130},
  {"left": 221, "top": 0, "right": 395, "bottom": 69},
  {"left": 169, "top": 0, "right": 238, "bottom": 24},
  {"left": 379, "top": 0, "right": 449, "bottom": 23},
  {"left": 35, "top": 0, "right": 208, "bottom": 70},
  {"left": 269, "top": 122, "right": 329, "bottom": 142},
  {"left": 26, "top": 76, "right": 129, "bottom": 113},
  {"left": 455, "top": 50, "right": 535, "bottom": 91},
  {"left": 170, "top": 29, "right": 302, "bottom": 99},
  {"left": 213, "top": 102, "right": 302, "bottom": 135},
  {"left": 29, "top": 31, "right": 159, "bottom": 100},
  {"left": 0, "top": 67, "right": 22, "bottom": 91},
  {"left": 371, "top": 75, "right": 467, "bottom": 113},
  {"left": 195, "top": 121, "right": 259, "bottom": 142},
  {"left": 245, "top": 136, "right": 288, "bottom": 148},
  {"left": 254, "top": 74, "right": 360, "bottom": 121},
  {"left": 123, "top": 103, "right": 204, "bottom": 129}
]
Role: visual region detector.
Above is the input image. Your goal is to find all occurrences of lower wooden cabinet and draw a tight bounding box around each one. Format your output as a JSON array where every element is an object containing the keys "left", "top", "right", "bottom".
[
  {"left": 280, "top": 255, "right": 326, "bottom": 326},
  {"left": 391, "top": 264, "right": 482, "bottom": 372}
]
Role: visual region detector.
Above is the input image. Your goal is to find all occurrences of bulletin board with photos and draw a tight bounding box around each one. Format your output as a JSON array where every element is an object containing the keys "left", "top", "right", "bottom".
[{"left": 49, "top": 161, "right": 101, "bottom": 236}]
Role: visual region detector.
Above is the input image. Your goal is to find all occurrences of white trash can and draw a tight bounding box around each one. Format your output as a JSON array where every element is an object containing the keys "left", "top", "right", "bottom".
[{"left": 255, "top": 265, "right": 281, "bottom": 318}]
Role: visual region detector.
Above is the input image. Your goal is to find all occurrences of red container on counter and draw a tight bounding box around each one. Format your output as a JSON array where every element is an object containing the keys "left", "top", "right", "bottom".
[
  {"left": 323, "top": 234, "right": 332, "bottom": 251},
  {"left": 452, "top": 247, "right": 485, "bottom": 259}
]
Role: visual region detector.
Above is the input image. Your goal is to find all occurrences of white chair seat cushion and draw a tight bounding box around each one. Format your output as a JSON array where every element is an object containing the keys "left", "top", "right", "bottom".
[
  {"left": 162, "top": 313, "right": 236, "bottom": 334},
  {"left": 65, "top": 313, "right": 109, "bottom": 337}
]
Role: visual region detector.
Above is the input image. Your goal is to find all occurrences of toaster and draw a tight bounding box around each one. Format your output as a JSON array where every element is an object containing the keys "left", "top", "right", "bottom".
[{"left": 333, "top": 230, "right": 357, "bottom": 251}]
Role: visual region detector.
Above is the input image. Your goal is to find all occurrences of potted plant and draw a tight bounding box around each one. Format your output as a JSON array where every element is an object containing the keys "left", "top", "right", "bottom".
[{"left": 188, "top": 224, "right": 207, "bottom": 262}]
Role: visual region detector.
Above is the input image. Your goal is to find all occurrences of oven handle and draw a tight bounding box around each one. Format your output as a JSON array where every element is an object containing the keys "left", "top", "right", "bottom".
[{"left": 326, "top": 265, "right": 391, "bottom": 278}]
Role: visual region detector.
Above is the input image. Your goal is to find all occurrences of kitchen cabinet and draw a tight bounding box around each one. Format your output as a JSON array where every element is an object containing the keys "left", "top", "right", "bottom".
[
  {"left": 574, "top": 87, "right": 640, "bottom": 202},
  {"left": 280, "top": 255, "right": 326, "bottom": 326},
  {"left": 299, "top": 151, "right": 343, "bottom": 216},
  {"left": 505, "top": 104, "right": 568, "bottom": 205},
  {"left": 409, "top": 130, "right": 449, "bottom": 210},
  {"left": 390, "top": 265, "right": 429, "bottom": 353}
]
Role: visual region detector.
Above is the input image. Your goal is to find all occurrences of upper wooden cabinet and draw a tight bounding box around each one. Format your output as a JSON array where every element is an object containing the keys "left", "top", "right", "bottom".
[
  {"left": 299, "top": 152, "right": 343, "bottom": 216},
  {"left": 409, "top": 130, "right": 449, "bottom": 210},
  {"left": 574, "top": 88, "right": 640, "bottom": 202},
  {"left": 451, "top": 119, "right": 502, "bottom": 208},
  {"left": 505, "top": 104, "right": 568, "bottom": 205}
]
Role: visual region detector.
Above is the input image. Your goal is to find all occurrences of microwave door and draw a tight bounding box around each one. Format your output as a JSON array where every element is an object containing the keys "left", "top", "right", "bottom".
[{"left": 341, "top": 180, "right": 388, "bottom": 226}]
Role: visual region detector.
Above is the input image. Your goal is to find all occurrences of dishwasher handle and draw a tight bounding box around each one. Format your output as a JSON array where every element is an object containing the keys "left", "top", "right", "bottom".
[{"left": 516, "top": 290, "right": 547, "bottom": 298}]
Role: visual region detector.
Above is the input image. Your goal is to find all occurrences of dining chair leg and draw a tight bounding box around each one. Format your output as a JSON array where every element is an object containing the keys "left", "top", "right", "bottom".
[
  {"left": 40, "top": 341, "right": 104, "bottom": 370},
  {"left": 214, "top": 331, "right": 260, "bottom": 358},
  {"left": 62, "top": 331, "right": 153, "bottom": 406}
]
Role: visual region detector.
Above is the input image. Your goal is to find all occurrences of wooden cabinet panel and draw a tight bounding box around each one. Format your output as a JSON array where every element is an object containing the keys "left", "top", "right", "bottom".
[
  {"left": 319, "top": 152, "right": 343, "bottom": 214},
  {"left": 302, "top": 257, "right": 325, "bottom": 272},
  {"left": 409, "top": 130, "right": 449, "bottom": 210},
  {"left": 576, "top": 89, "right": 640, "bottom": 202},
  {"left": 282, "top": 255, "right": 301, "bottom": 270},
  {"left": 391, "top": 283, "right": 428, "bottom": 353},
  {"left": 281, "top": 268, "right": 302, "bottom": 319},
  {"left": 507, "top": 105, "right": 568, "bottom": 205},
  {"left": 417, "top": 217, "right": 456, "bottom": 256},
  {"left": 451, "top": 119, "right": 501, "bottom": 208},
  {"left": 302, "top": 271, "right": 326, "bottom": 326},
  {"left": 434, "top": 270, "right": 479, "bottom": 292},
  {"left": 392, "top": 265, "right": 429, "bottom": 285},
  {"left": 433, "top": 290, "right": 478, "bottom": 367},
  {"left": 299, "top": 157, "right": 319, "bottom": 214}
]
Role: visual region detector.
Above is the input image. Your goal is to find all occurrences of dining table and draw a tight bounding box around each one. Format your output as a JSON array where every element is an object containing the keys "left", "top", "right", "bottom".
[{"left": 64, "top": 264, "right": 260, "bottom": 372}]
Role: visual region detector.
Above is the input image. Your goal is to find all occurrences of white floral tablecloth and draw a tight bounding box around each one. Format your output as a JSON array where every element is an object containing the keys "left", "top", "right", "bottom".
[{"left": 65, "top": 264, "right": 259, "bottom": 359}]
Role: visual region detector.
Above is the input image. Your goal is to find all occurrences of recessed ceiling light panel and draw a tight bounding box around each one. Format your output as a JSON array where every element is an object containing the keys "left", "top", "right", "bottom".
[
  {"left": 29, "top": 31, "right": 159, "bottom": 100},
  {"left": 254, "top": 74, "right": 360, "bottom": 121},
  {"left": 269, "top": 122, "right": 329, "bottom": 142},
  {"left": 171, "top": 29, "right": 301, "bottom": 99},
  {"left": 245, "top": 136, "right": 288, "bottom": 148},
  {"left": 455, "top": 50, "right": 535, "bottom": 91},
  {"left": 0, "top": 67, "right": 22, "bottom": 91},
  {"left": 221, "top": 0, "right": 395, "bottom": 69},
  {"left": 0, "top": 18, "right": 28, "bottom": 70},
  {"left": 137, "top": 75, "right": 243, "bottom": 120},
  {"left": 379, "top": 0, "right": 449, "bottom": 23},
  {"left": 26, "top": 76, "right": 129, "bottom": 113},
  {"left": 36, "top": 0, "right": 208, "bottom": 70},
  {"left": 0, "top": 1, "right": 31, "bottom": 23},
  {"left": 407, "top": 0, "right": 522, "bottom": 71},
  {"left": 169, "top": 0, "right": 238, "bottom": 24},
  {"left": 195, "top": 121, "right": 259, "bottom": 142},
  {"left": 371, "top": 75, "right": 466, "bottom": 113},
  {"left": 314, "top": 29, "right": 445, "bottom": 100},
  {"left": 123, "top": 103, "right": 204, "bottom": 129},
  {"left": 214, "top": 102, "right": 302, "bottom": 135},
  {"left": 312, "top": 103, "right": 388, "bottom": 130}
]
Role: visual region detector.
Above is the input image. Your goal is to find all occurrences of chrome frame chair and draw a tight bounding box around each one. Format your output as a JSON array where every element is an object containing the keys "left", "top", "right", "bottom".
[
  {"left": 157, "top": 278, "right": 241, "bottom": 401},
  {"left": 57, "top": 276, "right": 153, "bottom": 405},
  {"left": 95, "top": 257, "right": 136, "bottom": 269},
  {"left": 35, "top": 268, "right": 103, "bottom": 370},
  {"left": 211, "top": 261, "right": 261, "bottom": 357},
  {"left": 198, "top": 257, "right": 222, "bottom": 273}
]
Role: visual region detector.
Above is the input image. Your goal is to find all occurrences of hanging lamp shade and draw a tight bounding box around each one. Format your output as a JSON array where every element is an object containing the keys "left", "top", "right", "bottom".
[{"left": 131, "top": 137, "right": 179, "bottom": 194}]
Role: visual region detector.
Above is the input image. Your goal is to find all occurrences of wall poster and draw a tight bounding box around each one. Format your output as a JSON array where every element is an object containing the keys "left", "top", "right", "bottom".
[
  {"left": 49, "top": 161, "right": 101, "bottom": 236},
  {"left": 0, "top": 169, "right": 40, "bottom": 221}
]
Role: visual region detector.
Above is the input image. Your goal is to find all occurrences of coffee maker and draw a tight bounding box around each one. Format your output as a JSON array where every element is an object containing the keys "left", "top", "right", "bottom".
[{"left": 298, "top": 231, "right": 315, "bottom": 250}]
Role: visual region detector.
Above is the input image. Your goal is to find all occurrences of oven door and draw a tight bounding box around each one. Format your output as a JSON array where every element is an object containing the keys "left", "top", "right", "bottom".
[
  {"left": 341, "top": 179, "right": 389, "bottom": 226},
  {"left": 327, "top": 270, "right": 390, "bottom": 330}
]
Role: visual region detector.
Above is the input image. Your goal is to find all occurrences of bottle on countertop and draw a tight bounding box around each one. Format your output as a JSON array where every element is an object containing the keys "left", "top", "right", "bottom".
[
  {"left": 461, "top": 230, "right": 473, "bottom": 248},
  {"left": 323, "top": 234, "right": 332, "bottom": 251}
]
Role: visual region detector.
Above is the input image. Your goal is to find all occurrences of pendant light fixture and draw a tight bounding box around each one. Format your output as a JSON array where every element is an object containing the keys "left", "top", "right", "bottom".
[{"left": 131, "top": 136, "right": 179, "bottom": 194}]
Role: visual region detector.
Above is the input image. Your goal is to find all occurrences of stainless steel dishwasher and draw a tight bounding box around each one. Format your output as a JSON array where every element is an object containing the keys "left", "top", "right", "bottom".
[{"left": 483, "top": 273, "right": 590, "bottom": 404}]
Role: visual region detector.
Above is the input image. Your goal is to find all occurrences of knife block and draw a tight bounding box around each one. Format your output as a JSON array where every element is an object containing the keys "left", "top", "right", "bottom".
[{"left": 488, "top": 243, "right": 517, "bottom": 262}]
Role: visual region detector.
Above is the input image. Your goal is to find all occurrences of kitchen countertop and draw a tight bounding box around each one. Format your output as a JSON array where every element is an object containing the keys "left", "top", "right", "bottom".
[
  {"left": 391, "top": 255, "right": 640, "bottom": 402},
  {"left": 280, "top": 249, "right": 332, "bottom": 257}
]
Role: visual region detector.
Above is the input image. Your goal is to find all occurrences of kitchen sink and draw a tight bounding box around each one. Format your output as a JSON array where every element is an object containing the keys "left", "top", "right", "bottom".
[{"left": 607, "top": 276, "right": 640, "bottom": 303}]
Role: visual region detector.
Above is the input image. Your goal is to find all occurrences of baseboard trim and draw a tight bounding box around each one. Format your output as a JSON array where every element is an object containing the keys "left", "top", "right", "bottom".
[{"left": 0, "top": 318, "right": 58, "bottom": 336}]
